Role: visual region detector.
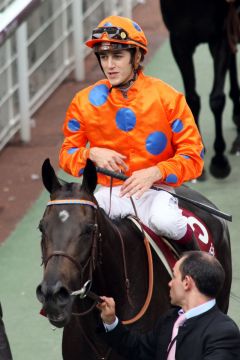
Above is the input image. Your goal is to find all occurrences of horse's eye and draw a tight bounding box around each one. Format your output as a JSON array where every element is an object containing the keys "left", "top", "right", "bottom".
[
  {"left": 38, "top": 221, "right": 44, "bottom": 233},
  {"left": 81, "top": 224, "right": 95, "bottom": 235}
]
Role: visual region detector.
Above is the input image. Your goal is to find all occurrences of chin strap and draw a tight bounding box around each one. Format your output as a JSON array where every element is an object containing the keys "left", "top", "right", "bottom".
[{"left": 109, "top": 69, "right": 138, "bottom": 92}]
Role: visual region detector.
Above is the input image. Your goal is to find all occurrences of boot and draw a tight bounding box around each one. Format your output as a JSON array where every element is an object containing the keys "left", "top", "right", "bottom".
[
  {"left": 177, "top": 225, "right": 200, "bottom": 252},
  {"left": 182, "top": 232, "right": 200, "bottom": 251}
]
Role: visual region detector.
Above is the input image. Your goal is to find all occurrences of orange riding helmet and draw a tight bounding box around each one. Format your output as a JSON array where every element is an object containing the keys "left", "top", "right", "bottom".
[{"left": 85, "top": 15, "right": 148, "bottom": 54}]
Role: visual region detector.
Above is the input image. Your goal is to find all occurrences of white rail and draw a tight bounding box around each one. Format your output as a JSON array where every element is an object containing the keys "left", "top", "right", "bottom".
[{"left": 0, "top": 0, "right": 139, "bottom": 150}]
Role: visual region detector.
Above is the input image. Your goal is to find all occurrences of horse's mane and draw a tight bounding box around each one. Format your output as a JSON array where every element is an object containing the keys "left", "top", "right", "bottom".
[{"left": 98, "top": 207, "right": 143, "bottom": 240}]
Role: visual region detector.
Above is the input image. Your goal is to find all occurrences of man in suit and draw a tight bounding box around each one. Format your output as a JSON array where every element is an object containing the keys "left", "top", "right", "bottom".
[
  {"left": 98, "top": 251, "right": 240, "bottom": 359},
  {"left": 0, "top": 302, "right": 12, "bottom": 360}
]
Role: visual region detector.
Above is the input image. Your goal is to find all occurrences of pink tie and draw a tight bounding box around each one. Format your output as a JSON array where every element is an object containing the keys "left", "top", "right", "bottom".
[{"left": 167, "top": 313, "right": 186, "bottom": 360}]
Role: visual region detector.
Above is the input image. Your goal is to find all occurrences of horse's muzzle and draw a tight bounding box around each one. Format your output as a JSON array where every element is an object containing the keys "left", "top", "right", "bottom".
[{"left": 36, "top": 280, "right": 73, "bottom": 327}]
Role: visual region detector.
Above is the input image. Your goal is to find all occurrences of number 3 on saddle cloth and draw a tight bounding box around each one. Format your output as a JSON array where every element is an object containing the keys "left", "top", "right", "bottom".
[{"left": 129, "top": 209, "right": 215, "bottom": 275}]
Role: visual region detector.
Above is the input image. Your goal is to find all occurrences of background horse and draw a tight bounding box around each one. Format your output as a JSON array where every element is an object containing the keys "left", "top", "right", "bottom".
[
  {"left": 160, "top": 0, "right": 240, "bottom": 179},
  {"left": 36, "top": 159, "right": 232, "bottom": 360},
  {"left": 0, "top": 302, "right": 12, "bottom": 360}
]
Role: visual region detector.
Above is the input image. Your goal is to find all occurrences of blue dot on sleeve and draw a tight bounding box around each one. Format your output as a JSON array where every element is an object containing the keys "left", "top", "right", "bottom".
[
  {"left": 180, "top": 154, "right": 190, "bottom": 159},
  {"left": 78, "top": 168, "right": 84, "bottom": 176},
  {"left": 89, "top": 84, "right": 109, "bottom": 106},
  {"left": 200, "top": 148, "right": 205, "bottom": 159},
  {"left": 68, "top": 119, "right": 80, "bottom": 132},
  {"left": 116, "top": 108, "right": 136, "bottom": 131},
  {"left": 146, "top": 131, "right": 167, "bottom": 155},
  {"left": 172, "top": 119, "right": 184, "bottom": 133},
  {"left": 67, "top": 147, "right": 78, "bottom": 154},
  {"left": 165, "top": 174, "right": 178, "bottom": 184}
]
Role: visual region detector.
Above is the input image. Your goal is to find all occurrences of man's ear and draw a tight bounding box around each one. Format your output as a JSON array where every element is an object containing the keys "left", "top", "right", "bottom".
[{"left": 183, "top": 275, "right": 193, "bottom": 290}]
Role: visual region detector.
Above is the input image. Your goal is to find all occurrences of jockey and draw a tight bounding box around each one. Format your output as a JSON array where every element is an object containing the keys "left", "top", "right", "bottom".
[{"left": 59, "top": 15, "right": 204, "bottom": 250}]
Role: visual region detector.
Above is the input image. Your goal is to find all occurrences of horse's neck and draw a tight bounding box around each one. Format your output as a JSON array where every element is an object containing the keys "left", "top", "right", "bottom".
[
  {"left": 96, "top": 214, "right": 150, "bottom": 316},
  {"left": 97, "top": 215, "right": 129, "bottom": 288}
]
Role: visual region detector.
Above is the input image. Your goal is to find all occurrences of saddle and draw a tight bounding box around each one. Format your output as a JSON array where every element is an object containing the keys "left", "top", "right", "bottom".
[{"left": 129, "top": 207, "right": 215, "bottom": 277}]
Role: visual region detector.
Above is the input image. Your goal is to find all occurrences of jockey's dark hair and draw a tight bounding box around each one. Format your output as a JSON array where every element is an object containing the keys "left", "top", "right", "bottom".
[
  {"left": 179, "top": 251, "right": 225, "bottom": 298},
  {"left": 95, "top": 47, "right": 145, "bottom": 75},
  {"left": 128, "top": 47, "right": 145, "bottom": 71}
]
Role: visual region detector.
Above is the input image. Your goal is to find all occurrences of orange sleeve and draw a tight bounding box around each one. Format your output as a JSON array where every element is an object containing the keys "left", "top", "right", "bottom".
[
  {"left": 156, "top": 92, "right": 204, "bottom": 186},
  {"left": 59, "top": 93, "right": 89, "bottom": 177}
]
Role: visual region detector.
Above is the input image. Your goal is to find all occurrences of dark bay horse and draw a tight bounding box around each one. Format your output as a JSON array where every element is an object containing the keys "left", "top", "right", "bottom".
[
  {"left": 0, "top": 302, "right": 12, "bottom": 360},
  {"left": 36, "top": 159, "right": 232, "bottom": 359},
  {"left": 160, "top": 0, "right": 240, "bottom": 179}
]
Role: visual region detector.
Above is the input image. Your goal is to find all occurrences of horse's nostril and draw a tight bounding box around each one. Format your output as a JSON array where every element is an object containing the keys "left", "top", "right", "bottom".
[
  {"left": 36, "top": 282, "right": 70, "bottom": 306},
  {"left": 36, "top": 284, "right": 45, "bottom": 303},
  {"left": 57, "top": 286, "right": 70, "bottom": 306}
]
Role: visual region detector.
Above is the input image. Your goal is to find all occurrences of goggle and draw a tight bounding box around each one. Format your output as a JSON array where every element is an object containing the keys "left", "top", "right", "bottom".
[{"left": 92, "top": 27, "right": 129, "bottom": 41}]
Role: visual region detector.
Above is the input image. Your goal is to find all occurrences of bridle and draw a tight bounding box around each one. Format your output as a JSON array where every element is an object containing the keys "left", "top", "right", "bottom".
[
  {"left": 41, "top": 197, "right": 154, "bottom": 360},
  {"left": 42, "top": 198, "right": 100, "bottom": 315},
  {"left": 42, "top": 197, "right": 154, "bottom": 318}
]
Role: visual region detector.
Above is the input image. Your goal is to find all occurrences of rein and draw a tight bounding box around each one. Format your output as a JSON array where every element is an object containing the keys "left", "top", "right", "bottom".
[
  {"left": 43, "top": 199, "right": 99, "bottom": 317},
  {"left": 42, "top": 197, "right": 154, "bottom": 359},
  {"left": 44, "top": 198, "right": 154, "bottom": 324},
  {"left": 107, "top": 178, "right": 154, "bottom": 325}
]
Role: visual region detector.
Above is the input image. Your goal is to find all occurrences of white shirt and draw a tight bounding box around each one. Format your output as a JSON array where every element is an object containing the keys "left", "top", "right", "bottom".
[{"left": 103, "top": 299, "right": 216, "bottom": 332}]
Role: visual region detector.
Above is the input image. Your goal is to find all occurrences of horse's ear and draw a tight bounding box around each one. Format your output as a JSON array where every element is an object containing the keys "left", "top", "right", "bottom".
[
  {"left": 81, "top": 159, "right": 97, "bottom": 194},
  {"left": 42, "top": 158, "right": 61, "bottom": 194}
]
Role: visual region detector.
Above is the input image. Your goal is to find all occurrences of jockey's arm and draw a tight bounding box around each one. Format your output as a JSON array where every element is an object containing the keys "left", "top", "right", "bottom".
[
  {"left": 120, "top": 166, "right": 162, "bottom": 199},
  {"left": 89, "top": 147, "right": 128, "bottom": 173}
]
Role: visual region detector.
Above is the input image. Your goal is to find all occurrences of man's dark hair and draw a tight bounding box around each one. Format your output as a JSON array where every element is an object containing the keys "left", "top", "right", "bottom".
[{"left": 179, "top": 251, "right": 225, "bottom": 298}]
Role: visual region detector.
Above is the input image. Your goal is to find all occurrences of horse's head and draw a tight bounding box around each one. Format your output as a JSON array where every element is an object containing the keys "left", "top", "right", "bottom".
[{"left": 36, "top": 158, "right": 99, "bottom": 327}]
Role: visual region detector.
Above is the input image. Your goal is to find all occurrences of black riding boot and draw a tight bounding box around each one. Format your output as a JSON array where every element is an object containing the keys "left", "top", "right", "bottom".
[{"left": 183, "top": 232, "right": 200, "bottom": 251}]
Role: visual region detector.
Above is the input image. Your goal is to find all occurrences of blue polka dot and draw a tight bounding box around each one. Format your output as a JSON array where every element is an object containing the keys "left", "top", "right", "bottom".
[
  {"left": 165, "top": 174, "right": 178, "bottom": 184},
  {"left": 89, "top": 84, "right": 109, "bottom": 106},
  {"left": 116, "top": 108, "right": 136, "bottom": 131},
  {"left": 68, "top": 148, "right": 78, "bottom": 154},
  {"left": 103, "top": 22, "right": 113, "bottom": 27},
  {"left": 200, "top": 148, "right": 205, "bottom": 159},
  {"left": 132, "top": 21, "right": 142, "bottom": 32},
  {"left": 78, "top": 168, "right": 84, "bottom": 176},
  {"left": 146, "top": 131, "right": 167, "bottom": 155},
  {"left": 172, "top": 119, "right": 183, "bottom": 133},
  {"left": 180, "top": 154, "right": 190, "bottom": 159},
  {"left": 68, "top": 119, "right": 80, "bottom": 132}
]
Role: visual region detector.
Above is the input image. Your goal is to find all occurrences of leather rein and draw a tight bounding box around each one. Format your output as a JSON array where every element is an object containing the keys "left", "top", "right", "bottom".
[{"left": 43, "top": 198, "right": 154, "bottom": 324}]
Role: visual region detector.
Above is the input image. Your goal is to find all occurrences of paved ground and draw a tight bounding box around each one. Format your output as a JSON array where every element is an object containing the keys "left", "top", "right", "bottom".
[{"left": 0, "top": 1, "right": 240, "bottom": 359}]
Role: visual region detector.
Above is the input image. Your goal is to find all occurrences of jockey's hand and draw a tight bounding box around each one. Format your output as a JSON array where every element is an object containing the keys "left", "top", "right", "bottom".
[
  {"left": 89, "top": 147, "right": 128, "bottom": 173},
  {"left": 96, "top": 296, "right": 116, "bottom": 325},
  {"left": 120, "top": 166, "right": 162, "bottom": 199}
]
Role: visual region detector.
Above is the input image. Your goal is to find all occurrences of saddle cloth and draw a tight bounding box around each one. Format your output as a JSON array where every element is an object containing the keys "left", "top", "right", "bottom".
[{"left": 129, "top": 208, "right": 215, "bottom": 277}]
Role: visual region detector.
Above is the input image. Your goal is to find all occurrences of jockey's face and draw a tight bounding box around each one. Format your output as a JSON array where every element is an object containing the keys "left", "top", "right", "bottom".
[{"left": 99, "top": 49, "right": 134, "bottom": 86}]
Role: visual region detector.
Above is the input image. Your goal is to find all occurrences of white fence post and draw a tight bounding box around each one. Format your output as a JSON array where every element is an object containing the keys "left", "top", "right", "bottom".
[
  {"left": 123, "top": 0, "right": 132, "bottom": 18},
  {"left": 16, "top": 22, "right": 31, "bottom": 143},
  {"left": 72, "top": 0, "right": 85, "bottom": 81}
]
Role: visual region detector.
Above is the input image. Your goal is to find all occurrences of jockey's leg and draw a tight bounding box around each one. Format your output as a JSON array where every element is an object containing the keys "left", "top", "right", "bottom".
[
  {"left": 95, "top": 186, "right": 133, "bottom": 218},
  {"left": 176, "top": 224, "right": 200, "bottom": 251},
  {"left": 95, "top": 186, "right": 200, "bottom": 251},
  {"left": 147, "top": 189, "right": 200, "bottom": 251}
]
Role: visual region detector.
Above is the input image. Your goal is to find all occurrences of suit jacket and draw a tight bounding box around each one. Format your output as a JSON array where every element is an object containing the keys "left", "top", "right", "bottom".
[{"left": 101, "top": 305, "right": 240, "bottom": 360}]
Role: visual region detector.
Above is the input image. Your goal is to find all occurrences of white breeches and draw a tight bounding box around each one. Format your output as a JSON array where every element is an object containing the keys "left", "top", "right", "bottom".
[{"left": 95, "top": 185, "right": 188, "bottom": 240}]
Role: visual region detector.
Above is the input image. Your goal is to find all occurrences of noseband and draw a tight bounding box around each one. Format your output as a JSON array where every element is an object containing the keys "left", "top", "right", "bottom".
[{"left": 42, "top": 199, "right": 99, "bottom": 282}]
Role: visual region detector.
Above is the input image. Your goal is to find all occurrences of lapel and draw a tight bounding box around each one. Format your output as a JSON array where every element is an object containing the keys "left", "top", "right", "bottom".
[{"left": 176, "top": 305, "right": 219, "bottom": 346}]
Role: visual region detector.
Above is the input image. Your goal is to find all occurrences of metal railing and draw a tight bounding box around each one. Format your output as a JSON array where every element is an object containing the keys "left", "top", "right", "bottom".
[{"left": 0, "top": 0, "right": 139, "bottom": 151}]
